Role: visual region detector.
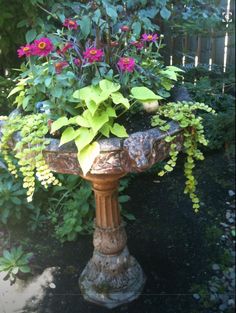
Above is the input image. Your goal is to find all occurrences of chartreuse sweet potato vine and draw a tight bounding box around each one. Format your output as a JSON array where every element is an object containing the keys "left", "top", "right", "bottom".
[
  {"left": 50, "top": 79, "right": 162, "bottom": 175},
  {"left": 0, "top": 114, "right": 61, "bottom": 202},
  {"left": 151, "top": 101, "right": 216, "bottom": 212}
]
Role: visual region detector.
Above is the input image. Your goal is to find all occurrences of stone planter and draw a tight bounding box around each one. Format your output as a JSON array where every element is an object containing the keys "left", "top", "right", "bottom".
[{"left": 42, "top": 121, "right": 183, "bottom": 308}]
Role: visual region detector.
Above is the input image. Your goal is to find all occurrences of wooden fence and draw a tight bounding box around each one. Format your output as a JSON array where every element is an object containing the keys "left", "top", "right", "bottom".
[{"left": 162, "top": 0, "right": 235, "bottom": 73}]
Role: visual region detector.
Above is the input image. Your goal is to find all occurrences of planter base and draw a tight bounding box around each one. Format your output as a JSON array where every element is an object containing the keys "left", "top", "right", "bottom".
[{"left": 79, "top": 247, "right": 145, "bottom": 309}]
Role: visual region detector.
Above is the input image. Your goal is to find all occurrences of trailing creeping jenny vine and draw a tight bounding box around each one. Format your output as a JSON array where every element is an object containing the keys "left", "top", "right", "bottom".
[
  {"left": 0, "top": 114, "right": 61, "bottom": 202},
  {"left": 0, "top": 101, "right": 215, "bottom": 210},
  {"left": 151, "top": 101, "right": 216, "bottom": 212}
]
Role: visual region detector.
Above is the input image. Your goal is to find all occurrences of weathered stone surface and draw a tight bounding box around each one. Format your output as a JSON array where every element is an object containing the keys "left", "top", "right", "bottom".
[
  {"left": 93, "top": 222, "right": 127, "bottom": 255},
  {"left": 42, "top": 121, "right": 183, "bottom": 175},
  {"left": 79, "top": 247, "right": 146, "bottom": 309}
]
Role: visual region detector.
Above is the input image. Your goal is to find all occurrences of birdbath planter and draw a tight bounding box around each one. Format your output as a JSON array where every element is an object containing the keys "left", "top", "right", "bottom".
[
  {"left": 0, "top": 119, "right": 183, "bottom": 309},
  {"left": 42, "top": 121, "right": 183, "bottom": 308}
]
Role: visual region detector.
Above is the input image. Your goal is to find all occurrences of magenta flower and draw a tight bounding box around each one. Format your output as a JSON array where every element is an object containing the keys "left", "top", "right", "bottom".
[
  {"left": 54, "top": 61, "right": 69, "bottom": 74},
  {"left": 73, "top": 58, "right": 81, "bottom": 67},
  {"left": 142, "top": 33, "right": 159, "bottom": 42},
  {"left": 130, "top": 41, "right": 144, "bottom": 50},
  {"left": 17, "top": 44, "right": 33, "bottom": 58},
  {"left": 63, "top": 19, "right": 78, "bottom": 30},
  {"left": 83, "top": 48, "right": 104, "bottom": 63},
  {"left": 118, "top": 57, "right": 136, "bottom": 73},
  {"left": 32, "top": 38, "right": 54, "bottom": 57}
]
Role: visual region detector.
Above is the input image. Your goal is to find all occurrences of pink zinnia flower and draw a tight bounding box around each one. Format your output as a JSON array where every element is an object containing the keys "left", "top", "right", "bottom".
[
  {"left": 83, "top": 48, "right": 104, "bottom": 63},
  {"left": 32, "top": 38, "right": 54, "bottom": 57},
  {"left": 63, "top": 19, "right": 78, "bottom": 30},
  {"left": 130, "top": 41, "right": 144, "bottom": 50},
  {"left": 120, "top": 25, "right": 130, "bottom": 32},
  {"left": 142, "top": 33, "right": 159, "bottom": 42},
  {"left": 118, "top": 57, "right": 136, "bottom": 73},
  {"left": 17, "top": 44, "right": 33, "bottom": 58},
  {"left": 54, "top": 61, "right": 69, "bottom": 74},
  {"left": 73, "top": 58, "right": 81, "bottom": 66}
]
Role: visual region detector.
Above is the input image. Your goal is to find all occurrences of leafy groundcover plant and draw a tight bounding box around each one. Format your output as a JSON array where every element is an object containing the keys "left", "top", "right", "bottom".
[
  {"left": 0, "top": 246, "right": 33, "bottom": 283},
  {"left": 0, "top": 1, "right": 215, "bottom": 210}
]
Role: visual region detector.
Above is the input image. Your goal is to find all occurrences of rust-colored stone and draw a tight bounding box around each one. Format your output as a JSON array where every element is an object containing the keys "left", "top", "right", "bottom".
[{"left": 83, "top": 173, "right": 125, "bottom": 229}]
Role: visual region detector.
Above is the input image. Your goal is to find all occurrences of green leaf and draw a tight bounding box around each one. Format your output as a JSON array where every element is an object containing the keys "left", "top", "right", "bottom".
[
  {"left": 111, "top": 92, "right": 130, "bottom": 109},
  {"left": 73, "top": 86, "right": 91, "bottom": 100},
  {"left": 164, "top": 164, "right": 173, "bottom": 172},
  {"left": 132, "top": 21, "right": 142, "bottom": 36},
  {"left": 99, "top": 79, "right": 120, "bottom": 94},
  {"left": 11, "top": 197, "right": 22, "bottom": 205},
  {"left": 106, "top": 6, "right": 118, "bottom": 20},
  {"left": 106, "top": 107, "right": 117, "bottom": 117},
  {"left": 59, "top": 127, "right": 80, "bottom": 146},
  {"left": 122, "top": 212, "right": 136, "bottom": 221},
  {"left": 160, "top": 7, "right": 171, "bottom": 20},
  {"left": 78, "top": 142, "right": 100, "bottom": 175},
  {"left": 165, "top": 136, "right": 174, "bottom": 142},
  {"left": 74, "top": 85, "right": 109, "bottom": 114},
  {"left": 161, "top": 79, "right": 173, "bottom": 91},
  {"left": 80, "top": 16, "right": 91, "bottom": 38},
  {"left": 86, "top": 100, "right": 98, "bottom": 116},
  {"left": 75, "top": 128, "right": 95, "bottom": 151},
  {"left": 110, "top": 123, "right": 128, "bottom": 138},
  {"left": 51, "top": 117, "right": 69, "bottom": 133},
  {"left": 160, "top": 69, "right": 178, "bottom": 81},
  {"left": 100, "top": 123, "right": 111, "bottom": 137},
  {"left": 51, "top": 86, "right": 62, "bottom": 98},
  {"left": 19, "top": 265, "right": 31, "bottom": 273},
  {"left": 76, "top": 116, "right": 90, "bottom": 127},
  {"left": 119, "top": 195, "right": 130, "bottom": 203},
  {"left": 166, "top": 66, "right": 185, "bottom": 73},
  {"left": 22, "top": 95, "right": 31, "bottom": 110},
  {"left": 45, "top": 77, "right": 52, "bottom": 87},
  {"left": 8, "top": 86, "right": 24, "bottom": 98},
  {"left": 25, "top": 29, "right": 37, "bottom": 43},
  {"left": 131, "top": 87, "right": 162, "bottom": 101},
  {"left": 86, "top": 111, "right": 109, "bottom": 134},
  {"left": 180, "top": 121, "right": 189, "bottom": 128},
  {"left": 3, "top": 250, "right": 12, "bottom": 261}
]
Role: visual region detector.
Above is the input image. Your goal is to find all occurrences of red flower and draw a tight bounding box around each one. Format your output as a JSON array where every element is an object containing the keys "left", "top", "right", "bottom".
[
  {"left": 32, "top": 38, "right": 54, "bottom": 57},
  {"left": 121, "top": 25, "right": 130, "bottom": 32},
  {"left": 63, "top": 19, "right": 78, "bottom": 30},
  {"left": 142, "top": 33, "right": 159, "bottom": 42},
  {"left": 73, "top": 58, "right": 81, "bottom": 66},
  {"left": 17, "top": 44, "right": 33, "bottom": 58},
  {"left": 118, "top": 57, "right": 136, "bottom": 73},
  {"left": 130, "top": 41, "right": 144, "bottom": 50},
  {"left": 83, "top": 48, "right": 104, "bottom": 63},
  {"left": 54, "top": 61, "right": 69, "bottom": 74}
]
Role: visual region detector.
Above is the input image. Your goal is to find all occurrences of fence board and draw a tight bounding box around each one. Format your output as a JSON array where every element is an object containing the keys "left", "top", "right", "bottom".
[{"left": 162, "top": 0, "right": 235, "bottom": 73}]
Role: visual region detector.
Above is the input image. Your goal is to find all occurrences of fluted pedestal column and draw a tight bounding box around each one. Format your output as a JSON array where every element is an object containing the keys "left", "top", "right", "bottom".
[{"left": 79, "top": 174, "right": 145, "bottom": 309}]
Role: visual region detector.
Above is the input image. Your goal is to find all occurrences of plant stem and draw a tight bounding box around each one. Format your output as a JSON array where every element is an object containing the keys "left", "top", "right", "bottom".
[{"left": 36, "top": 4, "right": 59, "bottom": 20}]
